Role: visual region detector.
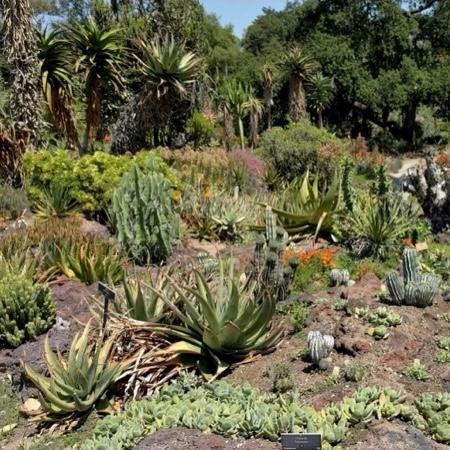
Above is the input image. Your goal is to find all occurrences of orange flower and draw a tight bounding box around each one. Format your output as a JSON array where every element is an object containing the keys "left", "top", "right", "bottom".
[
  {"left": 403, "top": 236, "right": 413, "bottom": 247},
  {"left": 283, "top": 247, "right": 337, "bottom": 268}
]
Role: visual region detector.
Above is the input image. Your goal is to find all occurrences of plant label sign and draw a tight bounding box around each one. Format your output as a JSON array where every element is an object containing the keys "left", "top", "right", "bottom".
[
  {"left": 281, "top": 433, "right": 322, "bottom": 450},
  {"left": 98, "top": 282, "right": 116, "bottom": 302}
]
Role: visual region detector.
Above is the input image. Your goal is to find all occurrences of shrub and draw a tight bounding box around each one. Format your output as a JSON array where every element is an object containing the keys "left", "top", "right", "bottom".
[
  {"left": 23, "top": 149, "right": 176, "bottom": 216},
  {"left": 186, "top": 111, "right": 215, "bottom": 149},
  {"left": 110, "top": 154, "right": 181, "bottom": 265},
  {"left": 0, "top": 185, "right": 28, "bottom": 219},
  {"left": 0, "top": 267, "right": 56, "bottom": 348},
  {"left": 257, "top": 120, "right": 346, "bottom": 181}
]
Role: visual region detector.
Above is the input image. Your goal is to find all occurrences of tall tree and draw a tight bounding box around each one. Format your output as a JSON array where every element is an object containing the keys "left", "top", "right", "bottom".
[
  {"left": 244, "top": 92, "right": 264, "bottom": 149},
  {"left": 306, "top": 73, "right": 333, "bottom": 128},
  {"left": 261, "top": 63, "right": 277, "bottom": 129},
  {"left": 282, "top": 46, "right": 318, "bottom": 122},
  {"left": 1, "top": 0, "right": 43, "bottom": 146}
]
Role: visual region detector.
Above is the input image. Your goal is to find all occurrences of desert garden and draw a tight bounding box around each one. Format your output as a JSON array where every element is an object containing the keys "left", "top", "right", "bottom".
[{"left": 2, "top": 1, "right": 450, "bottom": 449}]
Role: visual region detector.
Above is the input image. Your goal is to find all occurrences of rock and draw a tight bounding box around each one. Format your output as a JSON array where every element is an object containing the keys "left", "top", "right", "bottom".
[
  {"left": 348, "top": 422, "right": 447, "bottom": 449},
  {"left": 79, "top": 218, "right": 111, "bottom": 239},
  {"left": 133, "top": 428, "right": 279, "bottom": 450},
  {"left": 380, "top": 330, "right": 422, "bottom": 369},
  {"left": 334, "top": 317, "right": 372, "bottom": 356},
  {"left": 436, "top": 232, "right": 450, "bottom": 245},
  {"left": 442, "top": 289, "right": 450, "bottom": 302}
]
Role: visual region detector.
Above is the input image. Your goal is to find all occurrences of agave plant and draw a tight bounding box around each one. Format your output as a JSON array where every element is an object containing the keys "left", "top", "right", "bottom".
[
  {"left": 23, "top": 322, "right": 123, "bottom": 417},
  {"left": 43, "top": 238, "right": 125, "bottom": 284},
  {"left": 32, "top": 183, "right": 80, "bottom": 219},
  {"left": 260, "top": 170, "right": 340, "bottom": 240},
  {"left": 149, "top": 262, "right": 283, "bottom": 379}
]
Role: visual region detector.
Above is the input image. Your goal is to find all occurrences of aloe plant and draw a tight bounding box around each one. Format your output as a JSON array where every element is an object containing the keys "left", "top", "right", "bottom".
[
  {"left": 23, "top": 322, "right": 123, "bottom": 417},
  {"left": 258, "top": 170, "right": 340, "bottom": 240},
  {"left": 149, "top": 262, "right": 283, "bottom": 378}
]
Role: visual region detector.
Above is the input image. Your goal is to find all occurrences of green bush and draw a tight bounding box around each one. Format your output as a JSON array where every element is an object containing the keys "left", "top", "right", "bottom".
[
  {"left": 110, "top": 154, "right": 181, "bottom": 265},
  {"left": 23, "top": 149, "right": 177, "bottom": 216},
  {"left": 257, "top": 120, "right": 346, "bottom": 181},
  {"left": 0, "top": 185, "right": 28, "bottom": 219},
  {"left": 0, "top": 268, "right": 56, "bottom": 348},
  {"left": 186, "top": 111, "right": 215, "bottom": 149}
]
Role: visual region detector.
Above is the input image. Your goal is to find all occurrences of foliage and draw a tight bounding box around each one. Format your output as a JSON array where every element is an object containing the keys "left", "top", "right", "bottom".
[
  {"left": 344, "top": 363, "right": 370, "bottom": 382},
  {"left": 24, "top": 322, "right": 123, "bottom": 417},
  {"left": 32, "top": 183, "right": 80, "bottom": 219},
  {"left": 434, "top": 350, "right": 450, "bottom": 364},
  {"left": 403, "top": 359, "right": 430, "bottom": 381},
  {"left": 186, "top": 111, "right": 215, "bottom": 149},
  {"left": 0, "top": 265, "right": 55, "bottom": 348},
  {"left": 110, "top": 155, "right": 181, "bottom": 265},
  {"left": 285, "top": 301, "right": 310, "bottom": 334},
  {"left": 0, "top": 379, "right": 20, "bottom": 435},
  {"left": 257, "top": 120, "right": 346, "bottom": 182},
  {"left": 149, "top": 261, "right": 283, "bottom": 378},
  {"left": 0, "top": 184, "right": 28, "bottom": 219},
  {"left": 306, "top": 73, "right": 334, "bottom": 127},
  {"left": 413, "top": 392, "right": 450, "bottom": 443},
  {"left": 23, "top": 149, "right": 176, "bottom": 216},
  {"left": 340, "top": 166, "right": 418, "bottom": 260},
  {"left": 83, "top": 378, "right": 410, "bottom": 449},
  {"left": 269, "top": 170, "right": 341, "bottom": 240},
  {"left": 264, "top": 362, "right": 293, "bottom": 393},
  {"left": 368, "top": 307, "right": 403, "bottom": 327},
  {"left": 385, "top": 247, "right": 441, "bottom": 307},
  {"left": 435, "top": 335, "right": 450, "bottom": 351},
  {"left": 43, "top": 238, "right": 125, "bottom": 284}
]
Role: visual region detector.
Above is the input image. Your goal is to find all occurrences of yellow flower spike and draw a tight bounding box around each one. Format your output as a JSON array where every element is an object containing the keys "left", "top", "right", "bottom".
[{"left": 172, "top": 189, "right": 182, "bottom": 202}]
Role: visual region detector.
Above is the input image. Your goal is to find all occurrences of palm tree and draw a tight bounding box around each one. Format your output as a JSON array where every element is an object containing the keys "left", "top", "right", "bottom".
[
  {"left": 69, "top": 16, "right": 125, "bottom": 152},
  {"left": 1, "top": 0, "right": 43, "bottom": 147},
  {"left": 282, "top": 46, "right": 318, "bottom": 123},
  {"left": 37, "top": 29, "right": 79, "bottom": 149},
  {"left": 110, "top": 36, "right": 201, "bottom": 153},
  {"left": 261, "top": 63, "right": 277, "bottom": 129},
  {"left": 244, "top": 93, "right": 264, "bottom": 149},
  {"left": 306, "top": 73, "right": 334, "bottom": 128}
]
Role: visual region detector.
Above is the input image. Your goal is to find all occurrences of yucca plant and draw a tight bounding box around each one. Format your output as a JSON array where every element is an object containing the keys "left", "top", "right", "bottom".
[
  {"left": 32, "top": 183, "right": 80, "bottom": 219},
  {"left": 37, "top": 29, "right": 79, "bottom": 148},
  {"left": 23, "top": 322, "right": 123, "bottom": 417},
  {"left": 306, "top": 73, "right": 334, "bottom": 128},
  {"left": 68, "top": 16, "right": 125, "bottom": 152},
  {"left": 149, "top": 262, "right": 283, "bottom": 379},
  {"left": 259, "top": 170, "right": 340, "bottom": 240}
]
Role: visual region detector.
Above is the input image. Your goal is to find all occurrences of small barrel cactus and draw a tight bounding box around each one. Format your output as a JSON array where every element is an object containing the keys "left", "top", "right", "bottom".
[
  {"left": 329, "top": 268, "right": 350, "bottom": 287},
  {"left": 385, "top": 248, "right": 440, "bottom": 307},
  {"left": 307, "top": 330, "right": 335, "bottom": 369}
]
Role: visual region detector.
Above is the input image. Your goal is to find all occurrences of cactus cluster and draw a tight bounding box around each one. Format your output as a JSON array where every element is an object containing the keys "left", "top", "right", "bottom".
[
  {"left": 0, "top": 271, "right": 55, "bottom": 348},
  {"left": 307, "top": 330, "right": 335, "bottom": 369},
  {"left": 110, "top": 154, "right": 181, "bottom": 265},
  {"left": 386, "top": 247, "right": 441, "bottom": 307},
  {"left": 329, "top": 268, "right": 350, "bottom": 287},
  {"left": 252, "top": 206, "right": 298, "bottom": 303},
  {"left": 81, "top": 378, "right": 409, "bottom": 450}
]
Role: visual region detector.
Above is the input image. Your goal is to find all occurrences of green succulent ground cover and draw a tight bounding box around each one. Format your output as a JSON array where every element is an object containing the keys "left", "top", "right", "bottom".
[{"left": 81, "top": 375, "right": 450, "bottom": 450}]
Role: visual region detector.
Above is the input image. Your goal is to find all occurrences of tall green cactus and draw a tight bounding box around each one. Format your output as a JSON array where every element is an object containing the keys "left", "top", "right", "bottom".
[
  {"left": 110, "top": 154, "right": 181, "bottom": 265},
  {"left": 0, "top": 272, "right": 56, "bottom": 348},
  {"left": 385, "top": 247, "right": 440, "bottom": 307}
]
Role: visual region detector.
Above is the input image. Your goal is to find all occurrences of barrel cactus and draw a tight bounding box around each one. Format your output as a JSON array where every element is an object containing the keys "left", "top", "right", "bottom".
[
  {"left": 385, "top": 247, "right": 440, "bottom": 307},
  {"left": 110, "top": 154, "right": 181, "bottom": 265},
  {"left": 329, "top": 268, "right": 350, "bottom": 287},
  {"left": 307, "top": 330, "right": 335, "bottom": 369}
]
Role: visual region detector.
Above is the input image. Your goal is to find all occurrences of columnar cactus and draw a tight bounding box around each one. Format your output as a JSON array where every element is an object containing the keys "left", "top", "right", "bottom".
[
  {"left": 110, "top": 154, "right": 181, "bottom": 265},
  {"left": 251, "top": 206, "right": 298, "bottom": 302},
  {"left": 0, "top": 272, "right": 56, "bottom": 348},
  {"left": 385, "top": 248, "right": 440, "bottom": 307},
  {"left": 329, "top": 268, "right": 350, "bottom": 287},
  {"left": 307, "top": 330, "right": 335, "bottom": 369}
]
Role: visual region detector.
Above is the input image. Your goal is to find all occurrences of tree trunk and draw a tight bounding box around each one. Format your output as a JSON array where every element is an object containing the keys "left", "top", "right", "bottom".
[
  {"left": 1, "top": 0, "right": 43, "bottom": 147},
  {"left": 238, "top": 117, "right": 245, "bottom": 150},
  {"left": 264, "top": 86, "right": 273, "bottom": 129},
  {"left": 317, "top": 110, "right": 323, "bottom": 129},
  {"left": 249, "top": 113, "right": 259, "bottom": 149},
  {"left": 288, "top": 75, "right": 307, "bottom": 123},
  {"left": 403, "top": 100, "right": 417, "bottom": 146},
  {"left": 223, "top": 109, "right": 234, "bottom": 151}
]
